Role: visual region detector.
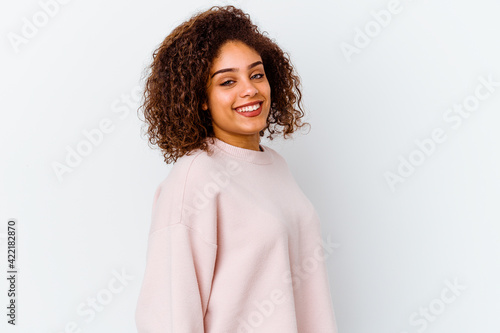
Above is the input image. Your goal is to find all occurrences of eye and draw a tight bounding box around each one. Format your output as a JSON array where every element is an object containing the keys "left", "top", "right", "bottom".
[
  {"left": 220, "top": 80, "right": 234, "bottom": 86},
  {"left": 252, "top": 73, "right": 265, "bottom": 79}
]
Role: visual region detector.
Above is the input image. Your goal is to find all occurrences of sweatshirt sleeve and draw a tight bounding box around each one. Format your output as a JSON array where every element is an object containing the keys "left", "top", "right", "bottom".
[{"left": 135, "top": 177, "right": 218, "bottom": 332}]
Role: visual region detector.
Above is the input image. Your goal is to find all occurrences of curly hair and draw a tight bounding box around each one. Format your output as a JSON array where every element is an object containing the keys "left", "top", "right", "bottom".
[{"left": 138, "top": 5, "right": 310, "bottom": 164}]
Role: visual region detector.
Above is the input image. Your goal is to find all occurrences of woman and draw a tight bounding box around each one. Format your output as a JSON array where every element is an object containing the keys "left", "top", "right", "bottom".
[{"left": 135, "top": 5, "right": 338, "bottom": 333}]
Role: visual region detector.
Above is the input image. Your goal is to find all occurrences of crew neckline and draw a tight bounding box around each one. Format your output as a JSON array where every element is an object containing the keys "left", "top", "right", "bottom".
[{"left": 208, "top": 137, "right": 273, "bottom": 165}]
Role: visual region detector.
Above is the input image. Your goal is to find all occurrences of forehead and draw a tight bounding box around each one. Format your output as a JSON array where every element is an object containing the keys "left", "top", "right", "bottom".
[{"left": 211, "top": 41, "right": 262, "bottom": 69}]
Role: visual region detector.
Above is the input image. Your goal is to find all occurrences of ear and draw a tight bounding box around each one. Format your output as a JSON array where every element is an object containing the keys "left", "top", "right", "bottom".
[{"left": 202, "top": 102, "right": 208, "bottom": 111}]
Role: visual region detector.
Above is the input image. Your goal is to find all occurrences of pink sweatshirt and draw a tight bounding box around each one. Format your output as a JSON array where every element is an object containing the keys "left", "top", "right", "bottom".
[{"left": 135, "top": 137, "right": 338, "bottom": 332}]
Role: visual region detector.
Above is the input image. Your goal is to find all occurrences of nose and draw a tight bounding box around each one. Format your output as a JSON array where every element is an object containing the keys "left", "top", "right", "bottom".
[{"left": 239, "top": 78, "right": 258, "bottom": 98}]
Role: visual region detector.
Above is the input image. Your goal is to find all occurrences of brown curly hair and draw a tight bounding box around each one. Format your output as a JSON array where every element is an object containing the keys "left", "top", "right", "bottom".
[{"left": 138, "top": 5, "right": 310, "bottom": 164}]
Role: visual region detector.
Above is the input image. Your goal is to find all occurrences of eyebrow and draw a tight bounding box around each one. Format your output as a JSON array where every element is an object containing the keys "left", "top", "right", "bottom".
[{"left": 210, "top": 61, "right": 264, "bottom": 78}]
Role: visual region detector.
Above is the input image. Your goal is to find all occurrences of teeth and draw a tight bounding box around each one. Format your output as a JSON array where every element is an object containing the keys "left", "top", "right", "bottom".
[{"left": 236, "top": 103, "right": 260, "bottom": 112}]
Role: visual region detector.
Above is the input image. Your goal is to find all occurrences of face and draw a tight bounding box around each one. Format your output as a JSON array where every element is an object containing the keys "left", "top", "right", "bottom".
[{"left": 202, "top": 40, "right": 271, "bottom": 149}]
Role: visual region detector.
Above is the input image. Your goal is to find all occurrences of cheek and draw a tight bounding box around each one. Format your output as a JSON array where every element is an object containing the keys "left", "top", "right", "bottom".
[
  {"left": 208, "top": 90, "right": 235, "bottom": 111},
  {"left": 260, "top": 80, "right": 271, "bottom": 99},
  {"left": 266, "top": 85, "right": 272, "bottom": 99}
]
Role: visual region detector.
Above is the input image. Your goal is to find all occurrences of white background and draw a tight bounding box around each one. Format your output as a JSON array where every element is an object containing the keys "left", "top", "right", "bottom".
[{"left": 1, "top": 0, "right": 499, "bottom": 332}]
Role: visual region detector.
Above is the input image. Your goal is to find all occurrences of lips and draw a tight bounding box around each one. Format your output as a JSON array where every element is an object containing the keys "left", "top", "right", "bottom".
[
  {"left": 234, "top": 102, "right": 263, "bottom": 117},
  {"left": 234, "top": 101, "right": 263, "bottom": 112}
]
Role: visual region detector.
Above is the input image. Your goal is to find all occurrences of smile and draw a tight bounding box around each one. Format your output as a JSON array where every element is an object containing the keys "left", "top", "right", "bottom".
[
  {"left": 235, "top": 102, "right": 262, "bottom": 112},
  {"left": 234, "top": 102, "right": 263, "bottom": 117}
]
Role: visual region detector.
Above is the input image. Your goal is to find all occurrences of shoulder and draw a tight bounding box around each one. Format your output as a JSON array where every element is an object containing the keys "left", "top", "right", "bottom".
[
  {"left": 149, "top": 146, "right": 224, "bottom": 243},
  {"left": 259, "top": 144, "right": 292, "bottom": 175},
  {"left": 262, "top": 144, "right": 286, "bottom": 163},
  {"left": 149, "top": 145, "right": 228, "bottom": 233},
  {"left": 156, "top": 145, "right": 221, "bottom": 191}
]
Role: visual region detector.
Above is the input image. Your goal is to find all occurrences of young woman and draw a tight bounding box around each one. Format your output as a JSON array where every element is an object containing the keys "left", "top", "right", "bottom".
[{"left": 135, "top": 6, "right": 338, "bottom": 333}]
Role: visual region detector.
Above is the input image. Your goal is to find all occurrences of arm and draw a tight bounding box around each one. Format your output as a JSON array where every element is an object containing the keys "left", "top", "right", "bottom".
[
  {"left": 135, "top": 181, "right": 218, "bottom": 332},
  {"left": 135, "top": 225, "right": 217, "bottom": 332}
]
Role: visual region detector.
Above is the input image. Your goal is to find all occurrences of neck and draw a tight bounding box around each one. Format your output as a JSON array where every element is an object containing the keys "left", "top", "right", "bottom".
[{"left": 213, "top": 133, "right": 262, "bottom": 151}]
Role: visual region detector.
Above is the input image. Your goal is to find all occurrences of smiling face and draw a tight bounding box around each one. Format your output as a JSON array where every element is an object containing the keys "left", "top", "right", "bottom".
[{"left": 202, "top": 40, "right": 271, "bottom": 151}]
